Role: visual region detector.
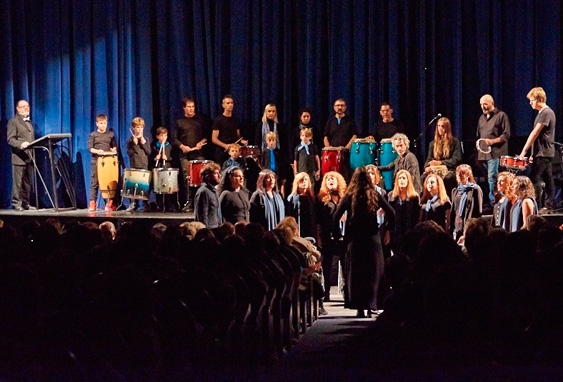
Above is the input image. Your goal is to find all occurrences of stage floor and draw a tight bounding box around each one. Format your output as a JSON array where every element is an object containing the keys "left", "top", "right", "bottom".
[{"left": 0, "top": 207, "right": 196, "bottom": 229}]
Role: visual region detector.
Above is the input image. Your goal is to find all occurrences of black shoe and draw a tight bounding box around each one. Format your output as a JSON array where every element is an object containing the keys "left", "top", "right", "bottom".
[{"left": 356, "top": 310, "right": 366, "bottom": 318}]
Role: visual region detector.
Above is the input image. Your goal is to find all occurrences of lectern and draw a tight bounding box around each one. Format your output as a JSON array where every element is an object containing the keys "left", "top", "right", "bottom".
[{"left": 26, "top": 133, "right": 75, "bottom": 211}]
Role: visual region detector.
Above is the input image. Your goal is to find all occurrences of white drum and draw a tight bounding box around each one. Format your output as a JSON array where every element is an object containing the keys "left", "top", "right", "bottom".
[{"left": 153, "top": 168, "right": 179, "bottom": 194}]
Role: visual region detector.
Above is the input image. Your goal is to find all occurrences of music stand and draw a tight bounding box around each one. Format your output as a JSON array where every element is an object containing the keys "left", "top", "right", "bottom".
[{"left": 26, "top": 133, "right": 75, "bottom": 211}]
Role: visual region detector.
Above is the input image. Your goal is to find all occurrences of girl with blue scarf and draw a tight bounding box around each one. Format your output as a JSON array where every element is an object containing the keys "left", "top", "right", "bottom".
[
  {"left": 450, "top": 164, "right": 483, "bottom": 241},
  {"left": 493, "top": 171, "right": 516, "bottom": 231},
  {"left": 509, "top": 175, "right": 538, "bottom": 232},
  {"left": 419, "top": 174, "right": 451, "bottom": 232}
]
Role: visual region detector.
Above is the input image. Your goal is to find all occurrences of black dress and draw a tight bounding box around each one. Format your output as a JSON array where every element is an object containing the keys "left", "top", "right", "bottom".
[
  {"left": 333, "top": 192, "right": 395, "bottom": 310},
  {"left": 388, "top": 194, "right": 420, "bottom": 255}
]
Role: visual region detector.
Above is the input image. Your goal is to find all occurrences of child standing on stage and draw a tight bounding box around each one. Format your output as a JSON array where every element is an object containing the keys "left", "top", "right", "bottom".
[
  {"left": 151, "top": 127, "right": 177, "bottom": 212},
  {"left": 87, "top": 114, "right": 118, "bottom": 212},
  {"left": 262, "top": 131, "right": 288, "bottom": 198},
  {"left": 126, "top": 117, "right": 151, "bottom": 211},
  {"left": 222, "top": 143, "right": 245, "bottom": 171},
  {"left": 293, "top": 128, "right": 320, "bottom": 190}
]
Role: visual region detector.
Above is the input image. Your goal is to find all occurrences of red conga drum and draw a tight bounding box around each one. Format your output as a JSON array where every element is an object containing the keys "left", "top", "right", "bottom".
[{"left": 321, "top": 147, "right": 347, "bottom": 175}]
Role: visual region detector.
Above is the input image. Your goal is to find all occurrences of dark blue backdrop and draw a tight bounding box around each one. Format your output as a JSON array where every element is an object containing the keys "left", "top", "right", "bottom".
[{"left": 1, "top": 0, "right": 562, "bottom": 208}]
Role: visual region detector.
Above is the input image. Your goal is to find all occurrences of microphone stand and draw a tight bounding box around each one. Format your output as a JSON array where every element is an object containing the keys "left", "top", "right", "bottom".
[{"left": 414, "top": 114, "right": 440, "bottom": 165}]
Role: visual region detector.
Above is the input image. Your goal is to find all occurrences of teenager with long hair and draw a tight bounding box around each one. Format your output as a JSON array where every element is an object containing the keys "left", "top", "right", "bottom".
[
  {"left": 333, "top": 167, "right": 395, "bottom": 318},
  {"left": 450, "top": 164, "right": 483, "bottom": 242},
  {"left": 509, "top": 176, "right": 538, "bottom": 232},
  {"left": 422, "top": 117, "right": 462, "bottom": 193},
  {"left": 420, "top": 173, "right": 451, "bottom": 232},
  {"left": 286, "top": 172, "right": 317, "bottom": 239},
  {"left": 493, "top": 171, "right": 516, "bottom": 231},
  {"left": 388, "top": 169, "right": 420, "bottom": 255}
]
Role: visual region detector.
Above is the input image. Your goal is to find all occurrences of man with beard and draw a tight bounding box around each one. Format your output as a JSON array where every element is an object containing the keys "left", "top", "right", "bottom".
[{"left": 194, "top": 162, "right": 222, "bottom": 228}]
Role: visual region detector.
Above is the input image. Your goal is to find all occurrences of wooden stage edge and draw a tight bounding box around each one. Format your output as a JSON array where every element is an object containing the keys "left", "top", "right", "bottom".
[
  {"left": 2, "top": 208, "right": 563, "bottom": 231},
  {"left": 0, "top": 207, "right": 196, "bottom": 230}
]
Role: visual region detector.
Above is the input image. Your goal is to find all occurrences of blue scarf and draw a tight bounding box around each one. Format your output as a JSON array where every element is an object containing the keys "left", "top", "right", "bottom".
[
  {"left": 155, "top": 141, "right": 169, "bottom": 149},
  {"left": 298, "top": 140, "right": 311, "bottom": 155},
  {"left": 268, "top": 148, "right": 277, "bottom": 172},
  {"left": 456, "top": 183, "right": 476, "bottom": 217},
  {"left": 262, "top": 191, "right": 285, "bottom": 231},
  {"left": 425, "top": 195, "right": 438, "bottom": 212}
]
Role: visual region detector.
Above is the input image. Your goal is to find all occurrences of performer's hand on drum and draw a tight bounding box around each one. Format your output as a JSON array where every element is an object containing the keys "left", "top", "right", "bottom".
[
  {"left": 240, "top": 139, "right": 248, "bottom": 146},
  {"left": 110, "top": 147, "right": 117, "bottom": 153}
]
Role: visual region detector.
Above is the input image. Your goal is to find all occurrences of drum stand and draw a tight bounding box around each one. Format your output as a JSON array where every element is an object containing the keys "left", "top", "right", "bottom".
[{"left": 182, "top": 175, "right": 193, "bottom": 212}]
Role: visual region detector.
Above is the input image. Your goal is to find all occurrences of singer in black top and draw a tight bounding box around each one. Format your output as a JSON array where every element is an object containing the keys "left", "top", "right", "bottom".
[
  {"left": 211, "top": 95, "right": 248, "bottom": 164},
  {"left": 7, "top": 99, "right": 35, "bottom": 210}
]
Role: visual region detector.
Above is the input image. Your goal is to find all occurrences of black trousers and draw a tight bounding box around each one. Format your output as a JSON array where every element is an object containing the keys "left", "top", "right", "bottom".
[
  {"left": 12, "top": 163, "right": 33, "bottom": 209},
  {"left": 530, "top": 156, "right": 555, "bottom": 209}
]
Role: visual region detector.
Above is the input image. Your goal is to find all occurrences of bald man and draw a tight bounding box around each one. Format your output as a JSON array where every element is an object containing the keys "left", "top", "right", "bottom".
[{"left": 477, "top": 94, "right": 511, "bottom": 208}]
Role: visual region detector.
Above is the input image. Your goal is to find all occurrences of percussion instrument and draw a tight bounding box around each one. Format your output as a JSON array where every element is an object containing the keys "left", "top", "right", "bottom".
[
  {"left": 153, "top": 168, "right": 179, "bottom": 194},
  {"left": 379, "top": 138, "right": 398, "bottom": 190},
  {"left": 350, "top": 139, "right": 377, "bottom": 170},
  {"left": 476, "top": 138, "right": 492, "bottom": 154},
  {"left": 188, "top": 160, "right": 211, "bottom": 186},
  {"left": 321, "top": 147, "right": 347, "bottom": 175},
  {"left": 96, "top": 153, "right": 119, "bottom": 199},
  {"left": 429, "top": 165, "right": 448, "bottom": 178},
  {"left": 500, "top": 155, "right": 528, "bottom": 171},
  {"left": 240, "top": 145, "right": 261, "bottom": 159},
  {"left": 123, "top": 168, "right": 151, "bottom": 200}
]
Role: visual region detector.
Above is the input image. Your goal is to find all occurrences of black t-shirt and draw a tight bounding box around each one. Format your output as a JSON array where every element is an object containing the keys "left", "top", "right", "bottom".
[{"left": 213, "top": 115, "right": 240, "bottom": 145}]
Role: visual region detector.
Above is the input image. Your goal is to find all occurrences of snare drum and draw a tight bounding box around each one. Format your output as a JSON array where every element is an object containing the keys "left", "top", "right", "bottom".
[
  {"left": 240, "top": 145, "right": 261, "bottom": 159},
  {"left": 188, "top": 160, "right": 211, "bottom": 186},
  {"left": 379, "top": 139, "right": 398, "bottom": 190},
  {"left": 123, "top": 168, "right": 151, "bottom": 200},
  {"left": 350, "top": 139, "right": 377, "bottom": 170},
  {"left": 500, "top": 155, "right": 528, "bottom": 171},
  {"left": 96, "top": 153, "right": 119, "bottom": 199},
  {"left": 321, "top": 147, "right": 346, "bottom": 175},
  {"left": 153, "top": 168, "right": 179, "bottom": 194}
]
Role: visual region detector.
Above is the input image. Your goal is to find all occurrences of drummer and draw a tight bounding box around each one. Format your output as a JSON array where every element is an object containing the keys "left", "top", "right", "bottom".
[
  {"left": 151, "top": 127, "right": 176, "bottom": 211},
  {"left": 126, "top": 117, "right": 152, "bottom": 212},
  {"left": 366, "top": 102, "right": 406, "bottom": 142},
  {"left": 323, "top": 98, "right": 358, "bottom": 150},
  {"left": 87, "top": 114, "right": 118, "bottom": 212},
  {"left": 323, "top": 98, "right": 358, "bottom": 179}
]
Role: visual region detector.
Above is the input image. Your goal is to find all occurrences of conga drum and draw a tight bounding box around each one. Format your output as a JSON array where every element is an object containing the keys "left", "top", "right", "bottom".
[
  {"left": 321, "top": 147, "right": 346, "bottom": 175},
  {"left": 97, "top": 153, "right": 119, "bottom": 199},
  {"left": 153, "top": 168, "right": 180, "bottom": 194},
  {"left": 123, "top": 168, "right": 151, "bottom": 200},
  {"left": 379, "top": 138, "right": 398, "bottom": 190},
  {"left": 350, "top": 139, "right": 377, "bottom": 170}
]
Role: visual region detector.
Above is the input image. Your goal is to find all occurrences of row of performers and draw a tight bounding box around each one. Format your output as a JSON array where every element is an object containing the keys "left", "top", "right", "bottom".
[
  {"left": 89, "top": 106, "right": 452, "bottom": 208},
  {"left": 189, "top": 162, "right": 541, "bottom": 315}
]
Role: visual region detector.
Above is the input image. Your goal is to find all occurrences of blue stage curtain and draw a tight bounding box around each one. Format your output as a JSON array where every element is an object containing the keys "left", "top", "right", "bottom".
[{"left": 1, "top": 0, "right": 561, "bottom": 207}]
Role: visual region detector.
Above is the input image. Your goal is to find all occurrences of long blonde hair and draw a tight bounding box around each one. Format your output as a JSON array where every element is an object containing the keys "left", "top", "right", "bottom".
[
  {"left": 420, "top": 174, "right": 449, "bottom": 205},
  {"left": 432, "top": 117, "right": 455, "bottom": 160},
  {"left": 291, "top": 172, "right": 314, "bottom": 197},
  {"left": 318, "top": 171, "right": 347, "bottom": 205},
  {"left": 389, "top": 169, "right": 419, "bottom": 200}
]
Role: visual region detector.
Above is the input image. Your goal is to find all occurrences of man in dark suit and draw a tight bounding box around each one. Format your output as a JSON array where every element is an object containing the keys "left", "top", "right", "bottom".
[{"left": 7, "top": 99, "right": 36, "bottom": 211}]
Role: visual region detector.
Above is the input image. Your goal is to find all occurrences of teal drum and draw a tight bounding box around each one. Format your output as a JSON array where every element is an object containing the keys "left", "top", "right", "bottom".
[
  {"left": 123, "top": 168, "right": 151, "bottom": 200},
  {"left": 379, "top": 138, "right": 398, "bottom": 190},
  {"left": 350, "top": 139, "right": 377, "bottom": 170}
]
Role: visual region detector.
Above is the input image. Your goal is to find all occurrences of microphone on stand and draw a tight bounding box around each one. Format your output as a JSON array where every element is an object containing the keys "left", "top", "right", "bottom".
[{"left": 427, "top": 113, "right": 442, "bottom": 126}]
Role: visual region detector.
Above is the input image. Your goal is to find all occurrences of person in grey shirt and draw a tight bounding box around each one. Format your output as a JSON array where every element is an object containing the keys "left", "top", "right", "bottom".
[
  {"left": 194, "top": 162, "right": 222, "bottom": 228},
  {"left": 477, "top": 94, "right": 510, "bottom": 207}
]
